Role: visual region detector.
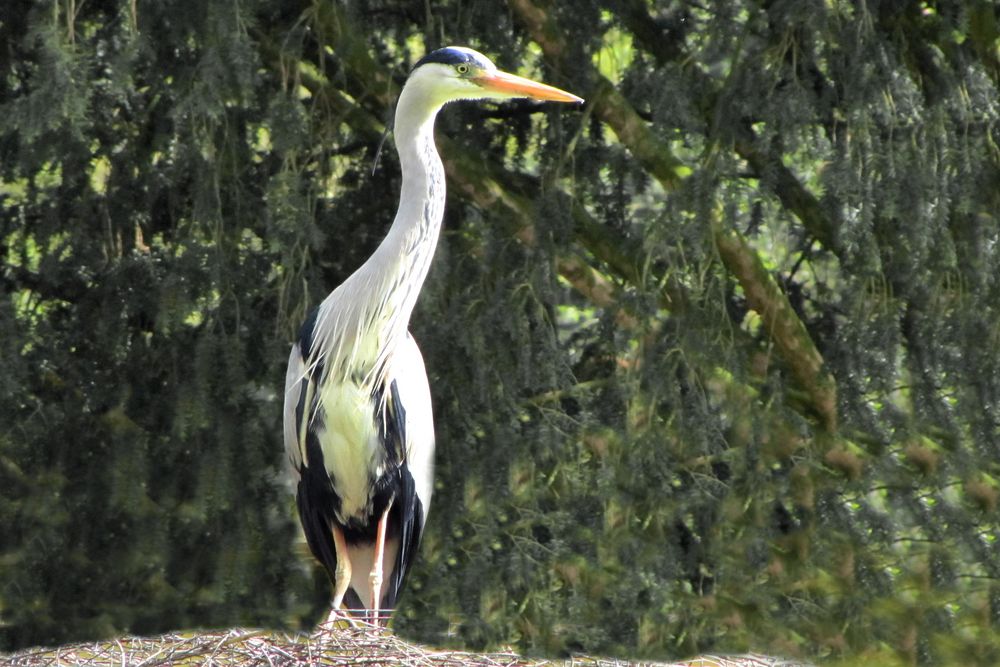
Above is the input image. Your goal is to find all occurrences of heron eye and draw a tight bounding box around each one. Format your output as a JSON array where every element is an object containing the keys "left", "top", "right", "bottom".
[{"left": 456, "top": 64, "right": 469, "bottom": 75}]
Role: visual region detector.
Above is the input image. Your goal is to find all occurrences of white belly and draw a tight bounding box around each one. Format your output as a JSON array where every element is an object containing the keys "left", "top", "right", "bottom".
[{"left": 315, "top": 379, "right": 382, "bottom": 522}]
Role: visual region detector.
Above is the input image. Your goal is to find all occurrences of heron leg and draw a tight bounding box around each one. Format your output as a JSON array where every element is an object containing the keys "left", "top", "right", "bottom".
[
  {"left": 369, "top": 498, "right": 394, "bottom": 624},
  {"left": 323, "top": 524, "right": 353, "bottom": 626}
]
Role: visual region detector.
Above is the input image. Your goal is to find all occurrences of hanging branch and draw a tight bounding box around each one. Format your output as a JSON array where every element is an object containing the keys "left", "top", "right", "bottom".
[
  {"left": 611, "top": 0, "right": 842, "bottom": 256},
  {"left": 508, "top": 0, "right": 839, "bottom": 433},
  {"left": 714, "top": 225, "right": 838, "bottom": 432}
]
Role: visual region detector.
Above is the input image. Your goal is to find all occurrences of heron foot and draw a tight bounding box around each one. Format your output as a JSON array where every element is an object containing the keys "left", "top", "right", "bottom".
[{"left": 320, "top": 606, "right": 365, "bottom": 630}]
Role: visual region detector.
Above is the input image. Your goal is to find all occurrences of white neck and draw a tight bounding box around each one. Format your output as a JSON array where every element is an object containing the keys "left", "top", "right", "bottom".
[
  {"left": 365, "top": 79, "right": 447, "bottom": 336},
  {"left": 311, "top": 78, "right": 448, "bottom": 385},
  {"left": 371, "top": 77, "right": 448, "bottom": 307}
]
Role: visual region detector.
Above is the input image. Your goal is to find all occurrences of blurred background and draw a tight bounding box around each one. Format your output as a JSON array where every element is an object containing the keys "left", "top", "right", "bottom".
[{"left": 1, "top": 0, "right": 999, "bottom": 664}]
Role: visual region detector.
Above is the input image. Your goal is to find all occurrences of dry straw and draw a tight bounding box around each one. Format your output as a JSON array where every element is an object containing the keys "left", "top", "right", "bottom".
[{"left": 4, "top": 622, "right": 814, "bottom": 667}]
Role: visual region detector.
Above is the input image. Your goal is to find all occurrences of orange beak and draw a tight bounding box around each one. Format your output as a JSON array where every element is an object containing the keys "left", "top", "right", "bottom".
[{"left": 473, "top": 70, "right": 583, "bottom": 103}]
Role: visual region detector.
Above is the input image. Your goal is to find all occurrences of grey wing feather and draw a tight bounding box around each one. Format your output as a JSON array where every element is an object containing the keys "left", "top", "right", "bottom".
[
  {"left": 283, "top": 342, "right": 307, "bottom": 475},
  {"left": 379, "top": 332, "right": 435, "bottom": 608},
  {"left": 391, "top": 333, "right": 435, "bottom": 519}
]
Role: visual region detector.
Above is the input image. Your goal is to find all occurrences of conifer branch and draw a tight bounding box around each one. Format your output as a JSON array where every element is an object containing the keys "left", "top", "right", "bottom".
[
  {"left": 508, "top": 1, "right": 687, "bottom": 189},
  {"left": 510, "top": 0, "right": 839, "bottom": 432},
  {"left": 612, "top": 0, "right": 841, "bottom": 255},
  {"left": 713, "top": 226, "right": 838, "bottom": 432}
]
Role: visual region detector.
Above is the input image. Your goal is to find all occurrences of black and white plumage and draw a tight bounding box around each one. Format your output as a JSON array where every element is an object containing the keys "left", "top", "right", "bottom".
[{"left": 283, "top": 46, "right": 582, "bottom": 624}]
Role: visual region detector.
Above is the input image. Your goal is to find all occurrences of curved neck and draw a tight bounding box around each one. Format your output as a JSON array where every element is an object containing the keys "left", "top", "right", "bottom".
[
  {"left": 328, "top": 80, "right": 446, "bottom": 381},
  {"left": 379, "top": 81, "right": 447, "bottom": 273},
  {"left": 370, "top": 82, "right": 446, "bottom": 321},
  {"left": 310, "top": 81, "right": 449, "bottom": 387}
]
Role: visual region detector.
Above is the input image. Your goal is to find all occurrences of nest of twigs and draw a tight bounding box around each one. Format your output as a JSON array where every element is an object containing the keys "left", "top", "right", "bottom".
[{"left": 4, "top": 622, "right": 815, "bottom": 667}]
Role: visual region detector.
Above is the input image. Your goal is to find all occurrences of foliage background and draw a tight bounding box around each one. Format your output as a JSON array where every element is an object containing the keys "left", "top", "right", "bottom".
[{"left": 2, "top": 0, "right": 999, "bottom": 665}]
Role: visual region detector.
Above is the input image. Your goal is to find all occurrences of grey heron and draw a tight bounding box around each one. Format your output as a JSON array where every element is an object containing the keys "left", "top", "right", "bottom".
[{"left": 283, "top": 46, "right": 582, "bottom": 625}]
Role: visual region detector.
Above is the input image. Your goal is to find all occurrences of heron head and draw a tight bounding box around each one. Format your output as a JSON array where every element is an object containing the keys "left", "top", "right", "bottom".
[{"left": 406, "top": 46, "right": 583, "bottom": 106}]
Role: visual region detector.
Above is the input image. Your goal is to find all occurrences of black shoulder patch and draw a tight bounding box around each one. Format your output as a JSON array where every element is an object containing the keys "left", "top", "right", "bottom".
[
  {"left": 383, "top": 466, "right": 424, "bottom": 610},
  {"left": 297, "top": 306, "right": 321, "bottom": 359},
  {"left": 374, "top": 379, "right": 407, "bottom": 467},
  {"left": 413, "top": 47, "right": 485, "bottom": 71}
]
